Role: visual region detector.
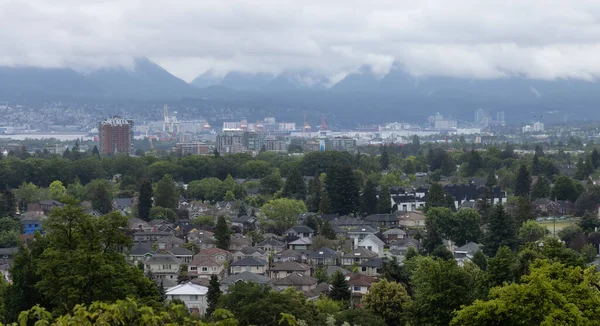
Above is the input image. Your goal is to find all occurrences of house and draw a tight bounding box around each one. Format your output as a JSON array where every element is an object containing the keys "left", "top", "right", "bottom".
[
  {"left": 454, "top": 242, "right": 482, "bottom": 265},
  {"left": 127, "top": 245, "right": 154, "bottom": 264},
  {"left": 288, "top": 237, "right": 312, "bottom": 250},
  {"left": 165, "top": 282, "right": 208, "bottom": 315},
  {"left": 268, "top": 261, "right": 311, "bottom": 279},
  {"left": 220, "top": 271, "right": 272, "bottom": 292},
  {"left": 230, "top": 257, "right": 268, "bottom": 275},
  {"left": 325, "top": 266, "right": 351, "bottom": 278},
  {"left": 195, "top": 248, "right": 230, "bottom": 263},
  {"left": 144, "top": 254, "right": 181, "bottom": 281},
  {"left": 398, "top": 211, "right": 426, "bottom": 228},
  {"left": 364, "top": 214, "right": 399, "bottom": 228},
  {"left": 128, "top": 218, "right": 153, "bottom": 232},
  {"left": 196, "top": 236, "right": 216, "bottom": 250},
  {"left": 360, "top": 258, "right": 387, "bottom": 276},
  {"left": 133, "top": 231, "right": 172, "bottom": 243},
  {"left": 167, "top": 247, "right": 194, "bottom": 264},
  {"left": 347, "top": 226, "right": 378, "bottom": 247},
  {"left": 285, "top": 226, "right": 315, "bottom": 239},
  {"left": 229, "top": 234, "right": 252, "bottom": 251},
  {"left": 532, "top": 198, "right": 562, "bottom": 215},
  {"left": 382, "top": 228, "right": 407, "bottom": 243},
  {"left": 156, "top": 236, "right": 185, "bottom": 251},
  {"left": 273, "top": 249, "right": 305, "bottom": 263},
  {"left": 231, "top": 215, "right": 257, "bottom": 232},
  {"left": 39, "top": 200, "right": 64, "bottom": 213},
  {"left": 232, "top": 247, "right": 268, "bottom": 262},
  {"left": 348, "top": 273, "right": 377, "bottom": 299},
  {"left": 271, "top": 273, "right": 318, "bottom": 292},
  {"left": 389, "top": 239, "right": 420, "bottom": 255},
  {"left": 255, "top": 238, "right": 286, "bottom": 253},
  {"left": 188, "top": 257, "right": 225, "bottom": 279},
  {"left": 307, "top": 247, "right": 338, "bottom": 266},
  {"left": 341, "top": 248, "right": 378, "bottom": 266},
  {"left": 112, "top": 198, "right": 133, "bottom": 211},
  {"left": 357, "top": 234, "right": 385, "bottom": 256},
  {"left": 0, "top": 247, "right": 18, "bottom": 260},
  {"left": 328, "top": 216, "right": 369, "bottom": 228},
  {"left": 20, "top": 219, "right": 42, "bottom": 235}
]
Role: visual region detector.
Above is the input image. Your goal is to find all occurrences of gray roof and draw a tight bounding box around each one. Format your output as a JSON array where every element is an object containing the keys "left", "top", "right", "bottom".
[
  {"left": 382, "top": 228, "right": 407, "bottom": 236},
  {"left": 358, "top": 234, "right": 385, "bottom": 247},
  {"left": 128, "top": 245, "right": 154, "bottom": 256},
  {"left": 256, "top": 238, "right": 285, "bottom": 247},
  {"left": 455, "top": 242, "right": 482, "bottom": 255},
  {"left": 221, "top": 271, "right": 271, "bottom": 285},
  {"left": 330, "top": 216, "right": 368, "bottom": 227},
  {"left": 365, "top": 214, "right": 398, "bottom": 222},
  {"left": 342, "top": 247, "right": 378, "bottom": 259},
  {"left": 0, "top": 247, "right": 18, "bottom": 255},
  {"left": 272, "top": 273, "right": 317, "bottom": 286},
  {"left": 239, "top": 246, "right": 265, "bottom": 255},
  {"left": 287, "top": 226, "right": 314, "bottom": 234},
  {"left": 113, "top": 198, "right": 133, "bottom": 207},
  {"left": 274, "top": 249, "right": 303, "bottom": 258},
  {"left": 145, "top": 254, "right": 179, "bottom": 264},
  {"left": 167, "top": 247, "right": 193, "bottom": 256},
  {"left": 307, "top": 247, "right": 337, "bottom": 259},
  {"left": 361, "top": 257, "right": 387, "bottom": 268},
  {"left": 134, "top": 231, "right": 172, "bottom": 236},
  {"left": 230, "top": 257, "right": 267, "bottom": 267},
  {"left": 326, "top": 266, "right": 350, "bottom": 277},
  {"left": 347, "top": 225, "right": 378, "bottom": 234},
  {"left": 270, "top": 261, "right": 310, "bottom": 271}
]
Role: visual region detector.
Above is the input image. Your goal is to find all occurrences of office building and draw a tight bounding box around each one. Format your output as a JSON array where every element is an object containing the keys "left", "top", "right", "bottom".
[
  {"left": 330, "top": 137, "right": 357, "bottom": 153},
  {"left": 533, "top": 121, "right": 544, "bottom": 132},
  {"left": 173, "top": 143, "right": 211, "bottom": 156},
  {"left": 98, "top": 116, "right": 133, "bottom": 155}
]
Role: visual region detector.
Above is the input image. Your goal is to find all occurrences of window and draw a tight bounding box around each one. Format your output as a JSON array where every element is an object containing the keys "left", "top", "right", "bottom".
[
  {"left": 190, "top": 266, "right": 197, "bottom": 271},
  {"left": 367, "top": 246, "right": 372, "bottom": 251},
  {"left": 213, "top": 267, "right": 217, "bottom": 271},
  {"left": 361, "top": 267, "right": 367, "bottom": 271},
  {"left": 190, "top": 295, "right": 198, "bottom": 300},
  {"left": 202, "top": 267, "right": 208, "bottom": 272},
  {"left": 353, "top": 287, "right": 361, "bottom": 291}
]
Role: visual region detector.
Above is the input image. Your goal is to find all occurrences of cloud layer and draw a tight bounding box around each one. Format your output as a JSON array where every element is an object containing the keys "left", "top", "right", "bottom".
[{"left": 2, "top": 0, "right": 600, "bottom": 82}]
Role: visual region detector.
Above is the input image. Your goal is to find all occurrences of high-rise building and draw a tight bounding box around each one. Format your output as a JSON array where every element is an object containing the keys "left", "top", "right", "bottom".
[
  {"left": 496, "top": 111, "right": 505, "bottom": 124},
  {"left": 533, "top": 121, "right": 544, "bottom": 132},
  {"left": 98, "top": 116, "right": 134, "bottom": 155}
]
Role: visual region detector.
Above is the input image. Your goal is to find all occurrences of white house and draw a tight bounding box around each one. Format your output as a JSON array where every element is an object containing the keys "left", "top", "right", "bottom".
[
  {"left": 166, "top": 282, "right": 208, "bottom": 315},
  {"left": 347, "top": 225, "right": 378, "bottom": 247},
  {"left": 357, "top": 234, "right": 385, "bottom": 256},
  {"left": 144, "top": 254, "right": 181, "bottom": 281}
]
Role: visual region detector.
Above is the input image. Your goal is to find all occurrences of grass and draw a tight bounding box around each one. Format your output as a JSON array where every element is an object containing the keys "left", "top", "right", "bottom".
[{"left": 537, "top": 220, "right": 574, "bottom": 234}]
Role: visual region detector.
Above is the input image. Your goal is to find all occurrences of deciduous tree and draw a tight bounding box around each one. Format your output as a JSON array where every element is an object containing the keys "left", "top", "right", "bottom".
[{"left": 362, "top": 279, "right": 412, "bottom": 326}]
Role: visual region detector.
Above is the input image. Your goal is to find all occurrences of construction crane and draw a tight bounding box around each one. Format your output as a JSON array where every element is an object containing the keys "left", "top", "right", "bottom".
[
  {"left": 163, "top": 105, "right": 180, "bottom": 133},
  {"left": 302, "top": 112, "right": 311, "bottom": 138}
]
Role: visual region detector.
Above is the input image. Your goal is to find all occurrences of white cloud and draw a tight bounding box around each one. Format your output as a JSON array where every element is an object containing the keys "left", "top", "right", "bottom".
[{"left": 2, "top": 0, "right": 600, "bottom": 82}]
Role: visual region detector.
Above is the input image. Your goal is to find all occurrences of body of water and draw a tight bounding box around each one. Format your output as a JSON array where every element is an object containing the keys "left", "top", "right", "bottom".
[{"left": 0, "top": 133, "right": 90, "bottom": 141}]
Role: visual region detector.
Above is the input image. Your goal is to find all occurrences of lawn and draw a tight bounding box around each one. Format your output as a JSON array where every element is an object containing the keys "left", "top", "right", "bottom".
[{"left": 537, "top": 220, "right": 575, "bottom": 236}]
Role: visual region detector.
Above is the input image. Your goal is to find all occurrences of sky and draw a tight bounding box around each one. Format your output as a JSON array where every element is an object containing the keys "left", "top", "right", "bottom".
[{"left": 2, "top": 0, "right": 600, "bottom": 83}]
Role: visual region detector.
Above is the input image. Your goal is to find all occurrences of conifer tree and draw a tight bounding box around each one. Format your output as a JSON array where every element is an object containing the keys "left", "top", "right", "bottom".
[
  {"left": 282, "top": 167, "right": 306, "bottom": 200},
  {"left": 514, "top": 164, "right": 532, "bottom": 197},
  {"left": 215, "top": 216, "right": 231, "bottom": 250},
  {"left": 328, "top": 271, "right": 351, "bottom": 302},
  {"left": 138, "top": 179, "right": 153, "bottom": 221},
  {"left": 376, "top": 186, "right": 392, "bottom": 214},
  {"left": 380, "top": 146, "right": 390, "bottom": 171},
  {"left": 206, "top": 275, "right": 222, "bottom": 317},
  {"left": 325, "top": 163, "right": 359, "bottom": 216},
  {"left": 360, "top": 179, "right": 378, "bottom": 216},
  {"left": 483, "top": 204, "right": 518, "bottom": 256}
]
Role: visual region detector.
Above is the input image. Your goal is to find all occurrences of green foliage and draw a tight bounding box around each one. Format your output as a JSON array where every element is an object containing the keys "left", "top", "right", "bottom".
[
  {"left": 282, "top": 167, "right": 306, "bottom": 200},
  {"left": 154, "top": 174, "right": 178, "bottom": 210},
  {"left": 452, "top": 261, "right": 600, "bottom": 326},
  {"left": 306, "top": 173, "right": 321, "bottom": 212},
  {"left": 215, "top": 216, "right": 231, "bottom": 250},
  {"left": 260, "top": 171, "right": 283, "bottom": 195},
  {"left": 483, "top": 204, "right": 518, "bottom": 256},
  {"left": 487, "top": 246, "right": 517, "bottom": 287},
  {"left": 314, "top": 296, "right": 342, "bottom": 316},
  {"left": 334, "top": 308, "right": 386, "bottom": 326},
  {"left": 472, "top": 250, "right": 487, "bottom": 271},
  {"left": 577, "top": 212, "right": 600, "bottom": 233},
  {"left": 84, "top": 179, "right": 114, "bottom": 214},
  {"left": 328, "top": 271, "right": 351, "bottom": 302},
  {"left": 325, "top": 164, "right": 360, "bottom": 216},
  {"left": 424, "top": 183, "right": 454, "bottom": 212},
  {"left": 514, "top": 196, "right": 535, "bottom": 226},
  {"left": 376, "top": 186, "right": 392, "bottom": 214},
  {"left": 428, "top": 148, "right": 454, "bottom": 175},
  {"left": 558, "top": 224, "right": 585, "bottom": 247},
  {"left": 0, "top": 190, "right": 16, "bottom": 217},
  {"left": 149, "top": 206, "right": 177, "bottom": 221},
  {"left": 581, "top": 243, "right": 597, "bottom": 263},
  {"left": 207, "top": 275, "right": 222, "bottom": 317},
  {"left": 531, "top": 175, "right": 551, "bottom": 200},
  {"left": 314, "top": 267, "right": 329, "bottom": 284},
  {"left": 360, "top": 179, "right": 378, "bottom": 216},
  {"left": 551, "top": 174, "right": 582, "bottom": 202},
  {"left": 260, "top": 198, "right": 306, "bottom": 235},
  {"left": 518, "top": 220, "right": 547, "bottom": 243},
  {"left": 0, "top": 217, "right": 19, "bottom": 248},
  {"left": 320, "top": 219, "right": 336, "bottom": 240},
  {"left": 362, "top": 279, "right": 412, "bottom": 326},
  {"left": 514, "top": 163, "right": 532, "bottom": 197},
  {"left": 49, "top": 180, "right": 67, "bottom": 201},
  {"left": 138, "top": 179, "right": 153, "bottom": 221}
]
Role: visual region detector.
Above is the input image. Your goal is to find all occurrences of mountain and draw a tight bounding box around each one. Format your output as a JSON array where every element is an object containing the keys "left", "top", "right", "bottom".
[
  {"left": 190, "top": 70, "right": 223, "bottom": 89},
  {"left": 190, "top": 70, "right": 329, "bottom": 91}
]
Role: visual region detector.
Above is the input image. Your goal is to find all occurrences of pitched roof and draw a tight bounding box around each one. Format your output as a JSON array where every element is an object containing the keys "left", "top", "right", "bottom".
[
  {"left": 238, "top": 246, "right": 266, "bottom": 255},
  {"left": 270, "top": 261, "right": 310, "bottom": 272},
  {"left": 286, "top": 226, "right": 315, "bottom": 234},
  {"left": 256, "top": 238, "right": 285, "bottom": 247},
  {"left": 382, "top": 228, "right": 407, "bottom": 236},
  {"left": 166, "top": 282, "right": 208, "bottom": 295},
  {"left": 289, "top": 237, "right": 312, "bottom": 245},
  {"left": 307, "top": 247, "right": 337, "bottom": 259},
  {"left": 360, "top": 257, "right": 387, "bottom": 268},
  {"left": 113, "top": 198, "right": 133, "bottom": 207},
  {"left": 358, "top": 234, "right": 385, "bottom": 247},
  {"left": 0, "top": 247, "right": 18, "bottom": 255},
  {"left": 272, "top": 273, "right": 317, "bottom": 286},
  {"left": 399, "top": 212, "right": 426, "bottom": 221},
  {"left": 326, "top": 266, "right": 350, "bottom": 277},
  {"left": 230, "top": 257, "right": 267, "bottom": 267},
  {"left": 145, "top": 254, "right": 179, "bottom": 264},
  {"left": 274, "top": 249, "right": 303, "bottom": 258},
  {"left": 167, "top": 247, "right": 193, "bottom": 256},
  {"left": 347, "top": 225, "right": 378, "bottom": 234},
  {"left": 221, "top": 271, "right": 271, "bottom": 285},
  {"left": 364, "top": 214, "right": 398, "bottom": 222},
  {"left": 455, "top": 242, "right": 482, "bottom": 255},
  {"left": 198, "top": 248, "right": 229, "bottom": 257},
  {"left": 342, "top": 247, "right": 378, "bottom": 259},
  {"left": 128, "top": 245, "right": 154, "bottom": 256},
  {"left": 189, "top": 256, "right": 222, "bottom": 267},
  {"left": 347, "top": 274, "right": 377, "bottom": 287}
]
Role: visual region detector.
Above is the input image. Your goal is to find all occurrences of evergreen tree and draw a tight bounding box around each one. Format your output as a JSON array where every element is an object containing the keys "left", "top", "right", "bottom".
[
  {"left": 485, "top": 171, "right": 496, "bottom": 188},
  {"left": 577, "top": 212, "right": 600, "bottom": 233},
  {"left": 422, "top": 218, "right": 444, "bottom": 255},
  {"left": 483, "top": 204, "right": 518, "bottom": 256},
  {"left": 215, "top": 216, "right": 231, "bottom": 250},
  {"left": 206, "top": 275, "right": 222, "bottom": 317},
  {"left": 424, "top": 183, "right": 453, "bottom": 213},
  {"left": 575, "top": 156, "right": 587, "bottom": 180},
  {"left": 380, "top": 147, "right": 390, "bottom": 171},
  {"left": 592, "top": 148, "right": 600, "bottom": 169},
  {"left": 213, "top": 148, "right": 220, "bottom": 158},
  {"left": 154, "top": 174, "right": 178, "bottom": 210},
  {"left": 531, "top": 175, "right": 551, "bottom": 200},
  {"left": 314, "top": 267, "right": 328, "bottom": 283},
  {"left": 62, "top": 147, "right": 71, "bottom": 159},
  {"left": 360, "top": 179, "right": 378, "bottom": 216},
  {"left": 138, "top": 179, "right": 153, "bottom": 221},
  {"left": 319, "top": 191, "right": 331, "bottom": 214},
  {"left": 531, "top": 153, "right": 541, "bottom": 175},
  {"left": 320, "top": 219, "right": 336, "bottom": 240},
  {"left": 477, "top": 187, "right": 492, "bottom": 223},
  {"left": 514, "top": 196, "right": 535, "bottom": 225},
  {"left": 92, "top": 145, "right": 100, "bottom": 158},
  {"left": 465, "top": 149, "right": 482, "bottom": 177},
  {"left": 85, "top": 179, "right": 113, "bottom": 215},
  {"left": 0, "top": 190, "right": 16, "bottom": 217},
  {"left": 487, "top": 246, "right": 517, "bottom": 287},
  {"left": 325, "top": 164, "right": 360, "bottom": 216},
  {"left": 328, "top": 271, "right": 351, "bottom": 302},
  {"left": 472, "top": 250, "right": 487, "bottom": 271},
  {"left": 282, "top": 167, "right": 306, "bottom": 200},
  {"left": 306, "top": 215, "right": 320, "bottom": 234},
  {"left": 306, "top": 173, "right": 321, "bottom": 212},
  {"left": 514, "top": 164, "right": 532, "bottom": 197},
  {"left": 237, "top": 203, "right": 248, "bottom": 217},
  {"left": 376, "top": 186, "right": 392, "bottom": 214}
]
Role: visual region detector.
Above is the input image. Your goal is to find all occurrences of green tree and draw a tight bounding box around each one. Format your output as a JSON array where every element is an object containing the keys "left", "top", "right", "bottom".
[
  {"left": 360, "top": 179, "right": 378, "bottom": 216},
  {"left": 49, "top": 180, "right": 67, "bottom": 201},
  {"left": 581, "top": 243, "right": 597, "bottom": 263},
  {"left": 531, "top": 175, "right": 551, "bottom": 200},
  {"left": 314, "top": 266, "right": 328, "bottom": 283},
  {"left": 483, "top": 204, "right": 518, "bottom": 256},
  {"left": 472, "top": 250, "right": 487, "bottom": 271},
  {"left": 320, "top": 219, "right": 336, "bottom": 240},
  {"left": 0, "top": 217, "right": 19, "bottom": 248},
  {"left": 424, "top": 183, "right": 453, "bottom": 212},
  {"left": 328, "top": 270, "right": 351, "bottom": 302},
  {"left": 223, "top": 190, "right": 235, "bottom": 201},
  {"left": 14, "top": 182, "right": 42, "bottom": 210},
  {"left": 67, "top": 177, "right": 85, "bottom": 200},
  {"left": 558, "top": 224, "right": 584, "bottom": 247},
  {"left": 551, "top": 174, "right": 581, "bottom": 202},
  {"left": 206, "top": 275, "right": 222, "bottom": 317},
  {"left": 514, "top": 163, "right": 532, "bottom": 197},
  {"left": 514, "top": 196, "right": 535, "bottom": 225},
  {"left": 3, "top": 244, "right": 44, "bottom": 322},
  {"left": 325, "top": 163, "right": 360, "bottom": 216},
  {"left": 318, "top": 191, "right": 331, "bottom": 214},
  {"left": 260, "top": 170, "right": 283, "bottom": 195},
  {"left": 91, "top": 145, "right": 100, "bottom": 158},
  {"left": 215, "top": 216, "right": 231, "bottom": 250},
  {"left": 531, "top": 153, "right": 541, "bottom": 175},
  {"left": 261, "top": 198, "right": 306, "bottom": 235},
  {"left": 592, "top": 148, "right": 600, "bottom": 169},
  {"left": 487, "top": 246, "right": 517, "bottom": 287},
  {"left": 138, "top": 179, "right": 153, "bottom": 221},
  {"left": 282, "top": 166, "right": 306, "bottom": 200},
  {"left": 448, "top": 208, "right": 483, "bottom": 246},
  {"left": 577, "top": 212, "right": 600, "bottom": 233},
  {"left": 154, "top": 174, "right": 178, "bottom": 210},
  {"left": 306, "top": 173, "right": 321, "bottom": 212},
  {"left": 149, "top": 206, "right": 177, "bottom": 221},
  {"left": 380, "top": 147, "right": 390, "bottom": 171},
  {"left": 518, "top": 220, "right": 547, "bottom": 243},
  {"left": 85, "top": 179, "right": 114, "bottom": 214},
  {"left": 452, "top": 261, "right": 600, "bottom": 326},
  {"left": 464, "top": 149, "right": 482, "bottom": 177},
  {"left": 422, "top": 209, "right": 445, "bottom": 254},
  {"left": 376, "top": 186, "right": 392, "bottom": 214},
  {"left": 485, "top": 171, "right": 496, "bottom": 188},
  {"left": 362, "top": 279, "right": 412, "bottom": 326}
]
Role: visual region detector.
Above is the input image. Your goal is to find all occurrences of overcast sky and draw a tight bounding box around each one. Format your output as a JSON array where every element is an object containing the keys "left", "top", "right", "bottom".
[{"left": 2, "top": 0, "right": 600, "bottom": 83}]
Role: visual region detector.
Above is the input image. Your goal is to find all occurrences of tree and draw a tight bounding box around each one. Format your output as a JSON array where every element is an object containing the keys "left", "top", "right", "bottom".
[
  {"left": 531, "top": 153, "right": 541, "bottom": 175},
  {"left": 428, "top": 148, "right": 454, "bottom": 175},
  {"left": 360, "top": 179, "right": 378, "bottom": 216},
  {"left": 551, "top": 174, "right": 581, "bottom": 202},
  {"left": 376, "top": 186, "right": 392, "bottom": 214},
  {"left": 558, "top": 224, "right": 585, "bottom": 247},
  {"left": 149, "top": 206, "right": 177, "bottom": 221},
  {"left": 2, "top": 244, "right": 44, "bottom": 322},
  {"left": 362, "top": 279, "right": 412, "bottom": 326},
  {"left": 514, "top": 196, "right": 535, "bottom": 225},
  {"left": 215, "top": 216, "right": 231, "bottom": 250},
  {"left": 306, "top": 173, "right": 321, "bottom": 212},
  {"left": 336, "top": 309, "right": 386, "bottom": 326},
  {"left": 206, "top": 275, "right": 222, "bottom": 317},
  {"left": 380, "top": 148, "right": 390, "bottom": 171},
  {"left": 325, "top": 163, "right": 360, "bottom": 216},
  {"left": 223, "top": 190, "right": 235, "bottom": 201},
  {"left": 485, "top": 171, "right": 496, "bottom": 188},
  {"left": 483, "top": 204, "right": 518, "bottom": 256},
  {"left": 448, "top": 209, "right": 483, "bottom": 246},
  {"left": 261, "top": 198, "right": 306, "bottom": 235},
  {"left": 424, "top": 183, "right": 453, "bottom": 212},
  {"left": 318, "top": 191, "right": 331, "bottom": 214},
  {"left": 85, "top": 179, "right": 114, "bottom": 214},
  {"left": 67, "top": 177, "right": 84, "bottom": 200},
  {"left": 314, "top": 267, "right": 328, "bottom": 283},
  {"left": 282, "top": 167, "right": 306, "bottom": 200},
  {"left": 472, "top": 250, "right": 487, "bottom": 271},
  {"left": 518, "top": 220, "right": 546, "bottom": 243},
  {"left": 422, "top": 209, "right": 445, "bottom": 254},
  {"left": 531, "top": 175, "right": 551, "bottom": 200},
  {"left": 452, "top": 261, "right": 600, "bottom": 326},
  {"left": 138, "top": 179, "right": 153, "bottom": 221},
  {"left": 465, "top": 149, "right": 482, "bottom": 177},
  {"left": 259, "top": 171, "right": 283, "bottom": 195},
  {"left": 487, "top": 246, "right": 517, "bottom": 287},
  {"left": 320, "top": 219, "right": 336, "bottom": 240},
  {"left": 411, "top": 257, "right": 485, "bottom": 326},
  {"left": 578, "top": 211, "right": 600, "bottom": 233},
  {"left": 91, "top": 145, "right": 100, "bottom": 158},
  {"left": 0, "top": 217, "right": 19, "bottom": 248},
  {"left": 581, "top": 243, "right": 597, "bottom": 263},
  {"left": 154, "top": 174, "right": 178, "bottom": 210},
  {"left": 14, "top": 182, "right": 42, "bottom": 209},
  {"left": 592, "top": 148, "right": 600, "bottom": 169},
  {"left": 514, "top": 164, "right": 531, "bottom": 197},
  {"left": 328, "top": 270, "right": 351, "bottom": 302}
]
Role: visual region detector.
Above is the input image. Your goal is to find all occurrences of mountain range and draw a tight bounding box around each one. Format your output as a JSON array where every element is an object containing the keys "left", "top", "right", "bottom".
[{"left": 1, "top": 57, "right": 600, "bottom": 122}]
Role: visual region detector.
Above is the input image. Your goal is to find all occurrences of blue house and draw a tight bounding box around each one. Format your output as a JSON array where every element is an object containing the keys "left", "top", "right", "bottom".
[{"left": 21, "top": 219, "right": 42, "bottom": 235}]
